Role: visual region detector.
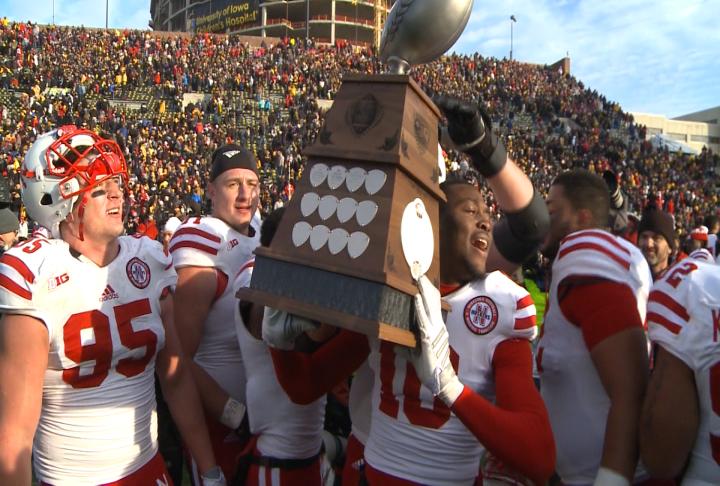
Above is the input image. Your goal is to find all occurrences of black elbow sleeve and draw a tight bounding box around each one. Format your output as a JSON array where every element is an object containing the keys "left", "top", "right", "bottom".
[{"left": 492, "top": 189, "right": 550, "bottom": 264}]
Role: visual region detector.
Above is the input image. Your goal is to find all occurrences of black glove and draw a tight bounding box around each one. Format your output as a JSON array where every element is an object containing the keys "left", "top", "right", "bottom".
[
  {"left": 434, "top": 95, "right": 507, "bottom": 178},
  {"left": 602, "top": 170, "right": 628, "bottom": 234}
]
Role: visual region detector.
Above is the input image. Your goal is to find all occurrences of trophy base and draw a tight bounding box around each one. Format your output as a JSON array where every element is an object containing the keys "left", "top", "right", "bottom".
[{"left": 236, "top": 254, "right": 417, "bottom": 347}]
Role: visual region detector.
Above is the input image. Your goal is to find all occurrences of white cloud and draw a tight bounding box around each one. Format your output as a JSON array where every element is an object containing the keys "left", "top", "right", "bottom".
[{"left": 453, "top": 0, "right": 720, "bottom": 117}]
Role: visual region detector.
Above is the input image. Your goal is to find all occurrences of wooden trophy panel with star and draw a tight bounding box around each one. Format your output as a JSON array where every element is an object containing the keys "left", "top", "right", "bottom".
[{"left": 238, "top": 74, "right": 444, "bottom": 347}]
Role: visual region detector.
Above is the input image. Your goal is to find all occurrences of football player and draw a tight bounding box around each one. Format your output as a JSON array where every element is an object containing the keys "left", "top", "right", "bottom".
[
  {"left": 538, "top": 169, "right": 653, "bottom": 485},
  {"left": 0, "top": 126, "right": 224, "bottom": 485},
  {"left": 262, "top": 97, "right": 556, "bottom": 485},
  {"left": 233, "top": 208, "right": 330, "bottom": 485},
  {"left": 169, "top": 144, "right": 261, "bottom": 482},
  {"left": 641, "top": 257, "right": 720, "bottom": 483}
]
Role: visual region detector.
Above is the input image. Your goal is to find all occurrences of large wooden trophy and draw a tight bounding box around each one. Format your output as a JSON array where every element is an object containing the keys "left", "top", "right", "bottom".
[{"left": 238, "top": 0, "right": 474, "bottom": 346}]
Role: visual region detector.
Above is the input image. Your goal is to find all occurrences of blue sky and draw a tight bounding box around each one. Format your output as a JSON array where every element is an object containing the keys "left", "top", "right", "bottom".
[{"left": 1, "top": 0, "right": 717, "bottom": 118}]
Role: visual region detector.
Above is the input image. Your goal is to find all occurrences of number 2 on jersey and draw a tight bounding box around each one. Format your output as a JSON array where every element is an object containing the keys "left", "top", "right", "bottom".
[{"left": 62, "top": 298, "right": 156, "bottom": 388}]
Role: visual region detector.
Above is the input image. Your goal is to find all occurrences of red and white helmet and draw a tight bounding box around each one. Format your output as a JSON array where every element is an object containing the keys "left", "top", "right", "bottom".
[{"left": 21, "top": 125, "right": 128, "bottom": 238}]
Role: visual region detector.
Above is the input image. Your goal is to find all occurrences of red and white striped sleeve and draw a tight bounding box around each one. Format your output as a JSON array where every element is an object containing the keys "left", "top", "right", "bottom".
[
  {"left": 513, "top": 293, "right": 537, "bottom": 335},
  {"left": 168, "top": 217, "right": 224, "bottom": 269},
  {"left": 646, "top": 260, "right": 717, "bottom": 369},
  {"left": 0, "top": 245, "right": 49, "bottom": 326},
  {"left": 232, "top": 257, "right": 255, "bottom": 293},
  {"left": 488, "top": 272, "right": 538, "bottom": 344},
  {"left": 556, "top": 229, "right": 633, "bottom": 274},
  {"left": 0, "top": 252, "right": 35, "bottom": 302},
  {"left": 553, "top": 230, "right": 652, "bottom": 350},
  {"left": 688, "top": 248, "right": 714, "bottom": 264}
]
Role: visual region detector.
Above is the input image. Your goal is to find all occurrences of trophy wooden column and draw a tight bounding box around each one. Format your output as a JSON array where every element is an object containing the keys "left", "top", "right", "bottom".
[{"left": 238, "top": 74, "right": 444, "bottom": 346}]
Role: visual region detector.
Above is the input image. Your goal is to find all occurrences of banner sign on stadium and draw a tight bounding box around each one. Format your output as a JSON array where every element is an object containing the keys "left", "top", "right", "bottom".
[{"left": 192, "top": 0, "right": 260, "bottom": 34}]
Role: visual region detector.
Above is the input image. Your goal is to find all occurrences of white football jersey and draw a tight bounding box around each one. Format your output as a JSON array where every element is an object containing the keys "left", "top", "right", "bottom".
[
  {"left": 688, "top": 248, "right": 715, "bottom": 264},
  {"left": 349, "top": 359, "right": 374, "bottom": 445},
  {"left": 538, "top": 229, "right": 652, "bottom": 485},
  {"left": 648, "top": 259, "right": 720, "bottom": 485},
  {"left": 233, "top": 258, "right": 326, "bottom": 459},
  {"left": 0, "top": 235, "right": 175, "bottom": 485},
  {"left": 707, "top": 234, "right": 717, "bottom": 259},
  {"left": 364, "top": 271, "right": 537, "bottom": 485},
  {"left": 170, "top": 216, "right": 260, "bottom": 402}
]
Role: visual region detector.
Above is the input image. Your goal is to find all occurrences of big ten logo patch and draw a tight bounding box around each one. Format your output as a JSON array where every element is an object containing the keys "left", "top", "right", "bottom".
[
  {"left": 48, "top": 273, "right": 69, "bottom": 291},
  {"left": 463, "top": 296, "right": 499, "bottom": 335}
]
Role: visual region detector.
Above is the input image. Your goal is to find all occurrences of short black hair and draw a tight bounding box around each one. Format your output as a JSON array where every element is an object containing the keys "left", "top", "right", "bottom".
[
  {"left": 260, "top": 207, "right": 285, "bottom": 247},
  {"left": 551, "top": 169, "right": 610, "bottom": 228},
  {"left": 439, "top": 174, "right": 480, "bottom": 213},
  {"left": 703, "top": 215, "right": 718, "bottom": 230}
]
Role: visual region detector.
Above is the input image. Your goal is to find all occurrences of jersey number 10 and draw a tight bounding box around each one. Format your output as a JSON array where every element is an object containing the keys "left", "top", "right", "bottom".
[{"left": 378, "top": 341, "right": 460, "bottom": 429}]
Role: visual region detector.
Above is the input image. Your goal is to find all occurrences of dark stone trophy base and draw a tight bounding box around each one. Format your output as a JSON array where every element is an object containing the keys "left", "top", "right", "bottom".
[{"left": 237, "top": 250, "right": 417, "bottom": 346}]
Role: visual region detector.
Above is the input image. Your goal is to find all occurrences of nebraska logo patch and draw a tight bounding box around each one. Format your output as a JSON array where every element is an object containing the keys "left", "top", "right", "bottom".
[
  {"left": 464, "top": 296, "right": 499, "bottom": 335},
  {"left": 126, "top": 257, "right": 151, "bottom": 289}
]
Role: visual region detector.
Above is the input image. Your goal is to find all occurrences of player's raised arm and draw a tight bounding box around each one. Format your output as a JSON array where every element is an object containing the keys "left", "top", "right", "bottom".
[{"left": 436, "top": 96, "right": 549, "bottom": 274}]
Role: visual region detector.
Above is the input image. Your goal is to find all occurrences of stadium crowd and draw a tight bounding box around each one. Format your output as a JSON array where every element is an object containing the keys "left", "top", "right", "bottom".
[{"left": 1, "top": 19, "right": 718, "bottom": 240}]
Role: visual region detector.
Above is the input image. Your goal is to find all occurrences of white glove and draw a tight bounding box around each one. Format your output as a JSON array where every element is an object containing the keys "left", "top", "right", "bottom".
[
  {"left": 200, "top": 466, "right": 227, "bottom": 486},
  {"left": 409, "top": 275, "right": 464, "bottom": 406},
  {"left": 262, "top": 306, "right": 319, "bottom": 350},
  {"left": 593, "top": 467, "right": 630, "bottom": 486},
  {"left": 219, "top": 397, "right": 246, "bottom": 430}
]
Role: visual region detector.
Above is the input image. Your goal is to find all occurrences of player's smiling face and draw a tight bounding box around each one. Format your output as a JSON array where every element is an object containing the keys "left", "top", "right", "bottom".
[
  {"left": 72, "top": 176, "right": 126, "bottom": 242},
  {"left": 440, "top": 183, "right": 492, "bottom": 285},
  {"left": 209, "top": 168, "right": 260, "bottom": 234}
]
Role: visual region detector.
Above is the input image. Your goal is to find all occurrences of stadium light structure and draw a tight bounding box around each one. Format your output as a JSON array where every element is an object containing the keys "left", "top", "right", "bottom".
[
  {"left": 510, "top": 14, "right": 517, "bottom": 60},
  {"left": 306, "top": 0, "right": 310, "bottom": 43},
  {"left": 106, "top": 0, "right": 109, "bottom": 29}
]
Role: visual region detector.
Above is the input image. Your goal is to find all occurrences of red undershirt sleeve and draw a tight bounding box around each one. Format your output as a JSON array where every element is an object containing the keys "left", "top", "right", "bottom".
[
  {"left": 451, "top": 338, "right": 556, "bottom": 486},
  {"left": 558, "top": 277, "right": 643, "bottom": 350},
  {"left": 269, "top": 329, "right": 370, "bottom": 405}
]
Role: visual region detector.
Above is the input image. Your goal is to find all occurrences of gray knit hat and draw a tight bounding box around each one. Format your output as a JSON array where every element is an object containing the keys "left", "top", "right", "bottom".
[{"left": 0, "top": 208, "right": 19, "bottom": 235}]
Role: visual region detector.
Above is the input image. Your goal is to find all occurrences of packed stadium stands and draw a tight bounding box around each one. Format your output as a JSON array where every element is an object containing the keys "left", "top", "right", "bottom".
[{"left": 1, "top": 19, "right": 718, "bottom": 238}]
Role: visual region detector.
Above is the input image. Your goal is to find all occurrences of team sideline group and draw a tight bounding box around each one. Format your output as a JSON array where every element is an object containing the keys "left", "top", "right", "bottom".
[{"left": 0, "top": 95, "right": 718, "bottom": 486}]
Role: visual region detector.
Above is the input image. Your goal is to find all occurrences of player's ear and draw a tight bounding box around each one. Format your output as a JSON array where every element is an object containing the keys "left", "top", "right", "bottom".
[{"left": 577, "top": 208, "right": 595, "bottom": 228}]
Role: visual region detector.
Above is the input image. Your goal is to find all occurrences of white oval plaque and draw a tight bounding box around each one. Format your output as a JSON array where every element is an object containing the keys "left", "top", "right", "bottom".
[
  {"left": 310, "top": 225, "right": 331, "bottom": 251},
  {"left": 346, "top": 167, "right": 367, "bottom": 193},
  {"left": 356, "top": 200, "right": 378, "bottom": 227},
  {"left": 309, "top": 163, "right": 329, "bottom": 187},
  {"left": 318, "top": 195, "right": 338, "bottom": 221},
  {"left": 400, "top": 198, "right": 434, "bottom": 280},
  {"left": 300, "top": 192, "right": 320, "bottom": 217},
  {"left": 365, "top": 169, "right": 387, "bottom": 195},
  {"left": 348, "top": 231, "right": 370, "bottom": 259},
  {"left": 292, "top": 221, "right": 312, "bottom": 247},
  {"left": 328, "top": 228, "right": 349, "bottom": 255},
  {"left": 328, "top": 165, "right": 348, "bottom": 190},
  {"left": 337, "top": 197, "right": 358, "bottom": 224}
]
